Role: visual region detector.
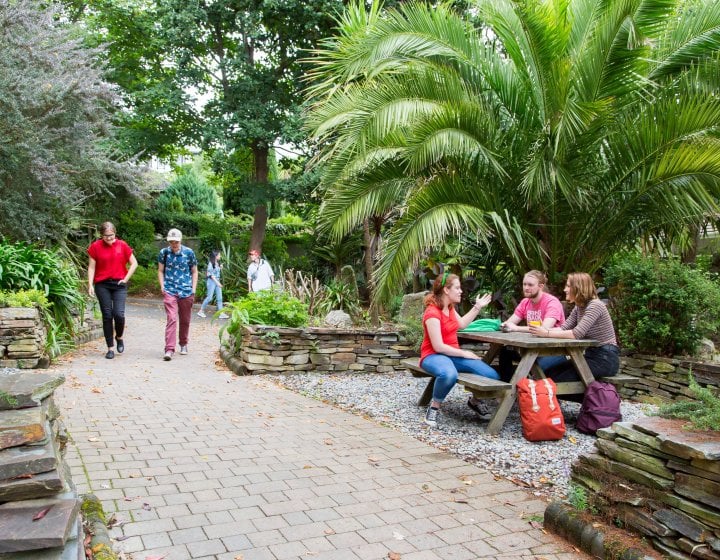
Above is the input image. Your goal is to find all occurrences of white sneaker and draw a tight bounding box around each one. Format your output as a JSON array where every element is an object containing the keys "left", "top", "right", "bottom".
[
  {"left": 180, "top": 345, "right": 188, "bottom": 355},
  {"left": 197, "top": 311, "right": 206, "bottom": 318},
  {"left": 218, "top": 313, "right": 229, "bottom": 319}
]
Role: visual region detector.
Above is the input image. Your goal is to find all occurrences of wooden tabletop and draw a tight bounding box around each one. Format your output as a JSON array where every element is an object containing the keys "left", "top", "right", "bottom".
[{"left": 457, "top": 330, "right": 598, "bottom": 349}]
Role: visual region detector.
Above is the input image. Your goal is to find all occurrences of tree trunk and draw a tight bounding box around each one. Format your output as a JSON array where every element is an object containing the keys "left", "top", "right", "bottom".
[
  {"left": 249, "top": 143, "right": 269, "bottom": 253},
  {"left": 363, "top": 219, "right": 380, "bottom": 325}
]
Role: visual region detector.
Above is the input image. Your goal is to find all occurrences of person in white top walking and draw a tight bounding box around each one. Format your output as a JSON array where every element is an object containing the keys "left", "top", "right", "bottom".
[{"left": 247, "top": 250, "right": 274, "bottom": 292}]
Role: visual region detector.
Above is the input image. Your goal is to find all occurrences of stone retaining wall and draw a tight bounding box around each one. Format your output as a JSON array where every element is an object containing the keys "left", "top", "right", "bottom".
[
  {"left": 226, "top": 325, "right": 416, "bottom": 375},
  {"left": 571, "top": 417, "right": 720, "bottom": 560},
  {"left": 0, "top": 308, "right": 47, "bottom": 369},
  {"left": 0, "top": 307, "right": 102, "bottom": 369},
  {"left": 619, "top": 354, "right": 720, "bottom": 402}
]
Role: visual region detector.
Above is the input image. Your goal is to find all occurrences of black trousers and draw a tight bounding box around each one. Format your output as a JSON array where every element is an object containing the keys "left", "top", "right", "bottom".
[
  {"left": 94, "top": 280, "right": 127, "bottom": 348},
  {"left": 544, "top": 344, "right": 620, "bottom": 383}
]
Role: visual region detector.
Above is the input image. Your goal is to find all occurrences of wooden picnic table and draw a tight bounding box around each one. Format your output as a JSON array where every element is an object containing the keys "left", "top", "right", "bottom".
[{"left": 457, "top": 331, "right": 599, "bottom": 435}]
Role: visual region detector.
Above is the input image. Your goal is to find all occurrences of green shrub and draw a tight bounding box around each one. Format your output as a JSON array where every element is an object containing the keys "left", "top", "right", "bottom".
[
  {"left": 605, "top": 253, "right": 720, "bottom": 356},
  {"left": 316, "top": 279, "right": 360, "bottom": 317},
  {"left": 126, "top": 265, "right": 161, "bottom": 296},
  {"left": 226, "top": 289, "right": 308, "bottom": 328},
  {"left": 0, "top": 289, "right": 48, "bottom": 309},
  {"left": 658, "top": 374, "right": 720, "bottom": 432},
  {"left": 155, "top": 170, "right": 221, "bottom": 215},
  {"left": 118, "top": 211, "right": 157, "bottom": 267},
  {"left": 197, "top": 216, "right": 231, "bottom": 258},
  {"left": 145, "top": 210, "right": 201, "bottom": 237},
  {"left": 0, "top": 241, "right": 85, "bottom": 356}
]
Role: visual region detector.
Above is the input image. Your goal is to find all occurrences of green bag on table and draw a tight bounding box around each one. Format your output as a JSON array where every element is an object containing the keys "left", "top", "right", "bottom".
[{"left": 459, "top": 318, "right": 501, "bottom": 332}]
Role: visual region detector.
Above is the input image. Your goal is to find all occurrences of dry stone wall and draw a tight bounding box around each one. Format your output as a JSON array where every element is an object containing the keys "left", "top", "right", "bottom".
[
  {"left": 619, "top": 354, "right": 720, "bottom": 402},
  {"left": 0, "top": 369, "right": 83, "bottom": 557},
  {"left": 223, "top": 325, "right": 416, "bottom": 375},
  {"left": 571, "top": 417, "right": 720, "bottom": 560},
  {"left": 0, "top": 307, "right": 102, "bottom": 369},
  {"left": 0, "top": 308, "right": 48, "bottom": 369}
]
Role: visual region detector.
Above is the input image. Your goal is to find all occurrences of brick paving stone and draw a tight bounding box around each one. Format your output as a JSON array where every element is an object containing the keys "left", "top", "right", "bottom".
[{"left": 52, "top": 303, "right": 588, "bottom": 560}]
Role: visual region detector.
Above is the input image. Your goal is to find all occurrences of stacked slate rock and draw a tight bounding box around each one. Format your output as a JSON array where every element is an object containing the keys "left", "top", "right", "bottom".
[
  {"left": 571, "top": 417, "right": 720, "bottom": 560},
  {"left": 0, "top": 308, "right": 49, "bottom": 369},
  {"left": 0, "top": 368, "right": 83, "bottom": 558}
]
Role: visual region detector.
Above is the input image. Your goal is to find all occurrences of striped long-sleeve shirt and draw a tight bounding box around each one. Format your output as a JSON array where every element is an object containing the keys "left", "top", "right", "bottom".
[{"left": 561, "top": 299, "right": 617, "bottom": 346}]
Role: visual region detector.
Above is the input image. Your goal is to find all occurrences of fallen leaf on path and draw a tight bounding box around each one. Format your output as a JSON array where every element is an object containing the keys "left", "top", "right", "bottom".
[
  {"left": 454, "top": 498, "right": 469, "bottom": 504},
  {"left": 142, "top": 503, "right": 152, "bottom": 511},
  {"left": 144, "top": 555, "right": 167, "bottom": 560},
  {"left": 324, "top": 529, "right": 335, "bottom": 535},
  {"left": 91, "top": 387, "right": 102, "bottom": 393},
  {"left": 323, "top": 439, "right": 333, "bottom": 445},
  {"left": 32, "top": 506, "right": 52, "bottom": 521},
  {"left": 234, "top": 555, "right": 244, "bottom": 560},
  {"left": 568, "top": 436, "right": 577, "bottom": 444},
  {"left": 115, "top": 535, "right": 130, "bottom": 541},
  {"left": 388, "top": 553, "right": 402, "bottom": 560},
  {"left": 529, "top": 521, "right": 543, "bottom": 529}
]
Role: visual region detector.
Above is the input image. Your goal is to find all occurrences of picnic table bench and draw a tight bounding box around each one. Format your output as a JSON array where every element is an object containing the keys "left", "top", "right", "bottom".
[{"left": 405, "top": 331, "right": 638, "bottom": 435}]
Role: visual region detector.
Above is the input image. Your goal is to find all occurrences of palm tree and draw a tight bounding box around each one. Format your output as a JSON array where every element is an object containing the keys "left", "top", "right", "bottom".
[{"left": 304, "top": 0, "right": 720, "bottom": 299}]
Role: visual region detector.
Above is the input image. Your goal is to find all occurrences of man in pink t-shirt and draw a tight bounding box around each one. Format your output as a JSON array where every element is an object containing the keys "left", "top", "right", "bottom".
[{"left": 498, "top": 271, "right": 565, "bottom": 381}]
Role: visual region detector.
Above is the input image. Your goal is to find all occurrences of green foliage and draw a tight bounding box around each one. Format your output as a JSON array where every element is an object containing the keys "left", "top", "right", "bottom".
[
  {"left": 145, "top": 211, "right": 201, "bottom": 237},
  {"left": 316, "top": 279, "right": 361, "bottom": 317},
  {"left": 0, "top": 289, "right": 49, "bottom": 309},
  {"left": 155, "top": 171, "right": 220, "bottom": 216},
  {"left": 566, "top": 485, "right": 589, "bottom": 512},
  {"left": 397, "top": 316, "right": 423, "bottom": 352},
  {"left": 126, "top": 265, "right": 160, "bottom": 296},
  {"left": 0, "top": 241, "right": 85, "bottom": 355},
  {"left": 0, "top": 0, "right": 140, "bottom": 243},
  {"left": 222, "top": 290, "right": 309, "bottom": 340},
  {"left": 217, "top": 243, "right": 249, "bottom": 301},
  {"left": 658, "top": 374, "right": 720, "bottom": 432},
  {"left": 197, "top": 216, "right": 231, "bottom": 258},
  {"left": 605, "top": 253, "right": 720, "bottom": 356},
  {"left": 306, "top": 0, "right": 720, "bottom": 302},
  {"left": 117, "top": 211, "right": 157, "bottom": 267}
]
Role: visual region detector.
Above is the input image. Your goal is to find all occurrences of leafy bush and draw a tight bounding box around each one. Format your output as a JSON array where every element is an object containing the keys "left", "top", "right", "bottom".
[
  {"left": 658, "top": 374, "right": 720, "bottom": 432},
  {"left": 605, "top": 253, "right": 720, "bottom": 356},
  {"left": 0, "top": 289, "right": 48, "bottom": 309},
  {"left": 118, "top": 211, "right": 157, "bottom": 267},
  {"left": 197, "top": 216, "right": 231, "bottom": 258},
  {"left": 145, "top": 210, "right": 201, "bottom": 237},
  {"left": 126, "top": 265, "right": 160, "bottom": 297},
  {"left": 226, "top": 289, "right": 308, "bottom": 328},
  {"left": 155, "top": 171, "right": 221, "bottom": 215},
  {"left": 316, "top": 279, "right": 360, "bottom": 317},
  {"left": 0, "top": 241, "right": 85, "bottom": 355}
]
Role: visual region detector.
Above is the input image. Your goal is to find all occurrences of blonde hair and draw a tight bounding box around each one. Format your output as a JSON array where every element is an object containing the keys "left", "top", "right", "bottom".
[
  {"left": 524, "top": 270, "right": 547, "bottom": 285},
  {"left": 566, "top": 272, "right": 597, "bottom": 307},
  {"left": 424, "top": 273, "right": 459, "bottom": 309}
]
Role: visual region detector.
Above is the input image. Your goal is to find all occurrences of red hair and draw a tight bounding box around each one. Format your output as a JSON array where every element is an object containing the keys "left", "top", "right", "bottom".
[{"left": 424, "top": 273, "right": 459, "bottom": 308}]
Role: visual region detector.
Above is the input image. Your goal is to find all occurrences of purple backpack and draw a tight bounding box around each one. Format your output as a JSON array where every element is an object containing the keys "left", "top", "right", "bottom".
[{"left": 576, "top": 381, "right": 622, "bottom": 435}]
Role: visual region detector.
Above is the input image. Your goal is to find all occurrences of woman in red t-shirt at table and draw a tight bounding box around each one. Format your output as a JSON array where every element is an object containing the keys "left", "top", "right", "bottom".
[
  {"left": 87, "top": 222, "right": 138, "bottom": 359},
  {"left": 420, "top": 272, "right": 498, "bottom": 428}
]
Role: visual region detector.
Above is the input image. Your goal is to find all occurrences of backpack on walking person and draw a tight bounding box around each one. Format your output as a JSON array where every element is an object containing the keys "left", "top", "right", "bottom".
[
  {"left": 576, "top": 381, "right": 622, "bottom": 435},
  {"left": 517, "top": 377, "right": 566, "bottom": 441}
]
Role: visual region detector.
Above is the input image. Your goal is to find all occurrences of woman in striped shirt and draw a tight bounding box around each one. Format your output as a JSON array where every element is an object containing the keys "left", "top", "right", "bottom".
[{"left": 528, "top": 272, "right": 619, "bottom": 382}]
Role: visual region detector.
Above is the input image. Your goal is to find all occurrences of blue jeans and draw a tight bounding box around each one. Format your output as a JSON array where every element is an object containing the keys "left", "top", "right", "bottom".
[
  {"left": 421, "top": 354, "right": 499, "bottom": 403},
  {"left": 498, "top": 349, "right": 566, "bottom": 381},
  {"left": 200, "top": 279, "right": 223, "bottom": 312}
]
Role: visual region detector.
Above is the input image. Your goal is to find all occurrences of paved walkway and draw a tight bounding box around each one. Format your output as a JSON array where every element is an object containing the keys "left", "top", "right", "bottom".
[{"left": 52, "top": 302, "right": 584, "bottom": 560}]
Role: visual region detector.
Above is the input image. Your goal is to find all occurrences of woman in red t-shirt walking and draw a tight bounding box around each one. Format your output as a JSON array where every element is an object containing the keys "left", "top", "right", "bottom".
[
  {"left": 420, "top": 273, "right": 498, "bottom": 428},
  {"left": 87, "top": 222, "right": 138, "bottom": 359}
]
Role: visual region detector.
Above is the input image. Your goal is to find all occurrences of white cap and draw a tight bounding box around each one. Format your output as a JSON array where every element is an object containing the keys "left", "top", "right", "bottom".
[{"left": 166, "top": 228, "right": 182, "bottom": 241}]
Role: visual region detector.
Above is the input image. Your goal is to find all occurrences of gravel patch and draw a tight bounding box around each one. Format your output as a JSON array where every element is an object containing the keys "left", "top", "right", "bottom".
[{"left": 269, "top": 371, "right": 656, "bottom": 500}]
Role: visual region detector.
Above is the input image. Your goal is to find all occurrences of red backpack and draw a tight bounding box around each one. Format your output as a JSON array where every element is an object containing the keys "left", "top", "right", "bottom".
[
  {"left": 517, "top": 378, "right": 566, "bottom": 441},
  {"left": 576, "top": 381, "right": 622, "bottom": 435}
]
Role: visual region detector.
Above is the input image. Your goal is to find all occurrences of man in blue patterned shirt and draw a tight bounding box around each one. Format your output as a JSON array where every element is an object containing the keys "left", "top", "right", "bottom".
[{"left": 157, "top": 229, "right": 198, "bottom": 361}]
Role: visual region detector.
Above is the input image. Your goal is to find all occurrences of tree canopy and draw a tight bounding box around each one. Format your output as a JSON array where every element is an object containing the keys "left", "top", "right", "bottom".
[
  {"left": 0, "top": 0, "right": 139, "bottom": 243},
  {"left": 305, "top": 0, "right": 720, "bottom": 299}
]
